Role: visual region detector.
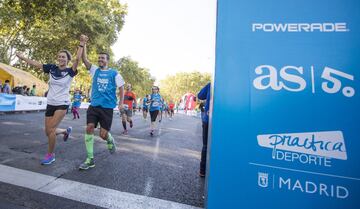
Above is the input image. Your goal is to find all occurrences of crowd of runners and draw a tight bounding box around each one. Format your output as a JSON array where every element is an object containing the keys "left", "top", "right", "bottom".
[{"left": 15, "top": 35, "right": 180, "bottom": 171}]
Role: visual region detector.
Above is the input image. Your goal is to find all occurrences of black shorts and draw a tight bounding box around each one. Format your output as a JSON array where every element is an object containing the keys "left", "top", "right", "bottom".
[
  {"left": 45, "top": 105, "right": 69, "bottom": 117},
  {"left": 86, "top": 105, "right": 114, "bottom": 131},
  {"left": 149, "top": 110, "right": 159, "bottom": 122}
]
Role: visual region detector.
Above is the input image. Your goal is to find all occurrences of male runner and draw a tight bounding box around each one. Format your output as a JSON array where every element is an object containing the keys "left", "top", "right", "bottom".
[
  {"left": 142, "top": 95, "right": 150, "bottom": 120},
  {"left": 79, "top": 35, "right": 125, "bottom": 170},
  {"left": 121, "top": 83, "right": 137, "bottom": 135},
  {"left": 169, "top": 100, "right": 175, "bottom": 120}
]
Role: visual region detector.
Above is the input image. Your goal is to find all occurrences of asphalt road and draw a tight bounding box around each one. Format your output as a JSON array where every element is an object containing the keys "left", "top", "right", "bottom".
[{"left": 0, "top": 110, "right": 205, "bottom": 209}]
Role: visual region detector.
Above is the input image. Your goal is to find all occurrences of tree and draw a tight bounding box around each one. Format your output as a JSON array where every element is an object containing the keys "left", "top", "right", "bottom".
[
  {"left": 0, "top": 0, "right": 127, "bottom": 83},
  {"left": 115, "top": 56, "right": 155, "bottom": 99},
  {"left": 159, "top": 72, "right": 211, "bottom": 102}
]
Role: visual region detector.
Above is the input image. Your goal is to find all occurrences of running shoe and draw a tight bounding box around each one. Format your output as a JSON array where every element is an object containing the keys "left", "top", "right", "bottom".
[
  {"left": 199, "top": 171, "right": 206, "bottom": 178},
  {"left": 79, "top": 158, "right": 95, "bottom": 170},
  {"left": 107, "top": 139, "right": 116, "bottom": 154},
  {"left": 122, "top": 130, "right": 128, "bottom": 135},
  {"left": 150, "top": 130, "right": 154, "bottom": 136},
  {"left": 41, "top": 153, "right": 55, "bottom": 165},
  {"left": 63, "top": 126, "right": 72, "bottom": 142}
]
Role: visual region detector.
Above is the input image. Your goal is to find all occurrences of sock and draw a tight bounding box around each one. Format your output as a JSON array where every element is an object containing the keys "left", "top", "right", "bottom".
[
  {"left": 151, "top": 122, "right": 155, "bottom": 130},
  {"left": 106, "top": 132, "right": 114, "bottom": 143},
  {"left": 122, "top": 121, "right": 127, "bottom": 130},
  {"left": 84, "top": 134, "right": 94, "bottom": 159}
]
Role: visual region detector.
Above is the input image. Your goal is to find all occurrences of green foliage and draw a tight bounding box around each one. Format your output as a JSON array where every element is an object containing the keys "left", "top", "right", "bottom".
[
  {"left": 0, "top": 0, "right": 127, "bottom": 82},
  {"left": 159, "top": 72, "right": 211, "bottom": 102},
  {"left": 114, "top": 56, "right": 155, "bottom": 98}
]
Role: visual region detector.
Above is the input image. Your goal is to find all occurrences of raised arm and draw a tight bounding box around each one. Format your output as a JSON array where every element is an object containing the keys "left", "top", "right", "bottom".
[
  {"left": 81, "top": 35, "right": 92, "bottom": 70},
  {"left": 16, "top": 52, "right": 43, "bottom": 70},
  {"left": 72, "top": 36, "right": 87, "bottom": 72}
]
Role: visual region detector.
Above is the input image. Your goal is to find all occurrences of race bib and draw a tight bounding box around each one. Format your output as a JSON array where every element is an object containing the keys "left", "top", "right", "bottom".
[{"left": 152, "top": 101, "right": 160, "bottom": 107}]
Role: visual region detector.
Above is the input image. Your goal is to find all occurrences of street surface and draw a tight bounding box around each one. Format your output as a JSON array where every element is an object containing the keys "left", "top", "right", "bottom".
[{"left": 0, "top": 110, "right": 205, "bottom": 209}]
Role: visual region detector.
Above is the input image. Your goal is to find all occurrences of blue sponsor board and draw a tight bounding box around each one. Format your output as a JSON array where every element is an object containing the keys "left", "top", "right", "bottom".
[
  {"left": 208, "top": 0, "right": 359, "bottom": 209},
  {"left": 0, "top": 93, "right": 16, "bottom": 111}
]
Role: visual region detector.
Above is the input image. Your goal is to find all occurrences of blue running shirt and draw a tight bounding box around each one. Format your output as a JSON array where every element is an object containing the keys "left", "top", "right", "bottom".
[
  {"left": 72, "top": 93, "right": 82, "bottom": 108},
  {"left": 89, "top": 65, "right": 125, "bottom": 109},
  {"left": 143, "top": 97, "right": 149, "bottom": 109},
  {"left": 149, "top": 93, "right": 163, "bottom": 111}
]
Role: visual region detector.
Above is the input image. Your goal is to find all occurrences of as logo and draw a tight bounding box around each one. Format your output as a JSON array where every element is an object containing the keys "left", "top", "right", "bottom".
[
  {"left": 258, "top": 172, "right": 269, "bottom": 188},
  {"left": 253, "top": 65, "right": 306, "bottom": 92}
]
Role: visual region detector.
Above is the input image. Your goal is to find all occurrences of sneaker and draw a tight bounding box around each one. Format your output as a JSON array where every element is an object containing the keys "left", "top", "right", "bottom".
[
  {"left": 150, "top": 130, "right": 154, "bottom": 136},
  {"left": 107, "top": 139, "right": 116, "bottom": 154},
  {"left": 199, "top": 171, "right": 206, "bottom": 178},
  {"left": 79, "top": 158, "right": 95, "bottom": 170},
  {"left": 122, "top": 130, "right": 128, "bottom": 135},
  {"left": 41, "top": 153, "right": 55, "bottom": 165},
  {"left": 63, "top": 127, "right": 72, "bottom": 142}
]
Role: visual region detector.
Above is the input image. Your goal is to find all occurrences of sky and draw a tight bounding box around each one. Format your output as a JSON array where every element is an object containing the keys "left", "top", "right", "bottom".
[{"left": 112, "top": 0, "right": 217, "bottom": 82}]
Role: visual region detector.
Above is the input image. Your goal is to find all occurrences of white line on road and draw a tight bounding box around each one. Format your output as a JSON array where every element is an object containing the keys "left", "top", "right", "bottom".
[
  {"left": 144, "top": 177, "right": 154, "bottom": 196},
  {"left": 144, "top": 123, "right": 162, "bottom": 196},
  {"left": 0, "top": 164, "right": 202, "bottom": 209}
]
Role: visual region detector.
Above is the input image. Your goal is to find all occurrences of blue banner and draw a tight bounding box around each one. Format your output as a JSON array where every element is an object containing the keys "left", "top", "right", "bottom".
[
  {"left": 0, "top": 93, "right": 16, "bottom": 111},
  {"left": 208, "top": 1, "right": 359, "bottom": 209}
]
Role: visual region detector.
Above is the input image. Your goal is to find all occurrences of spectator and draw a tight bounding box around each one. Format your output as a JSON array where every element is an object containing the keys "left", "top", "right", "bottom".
[
  {"left": 2, "top": 80, "right": 11, "bottom": 94},
  {"left": 25, "top": 87, "right": 30, "bottom": 96},
  {"left": 20, "top": 85, "right": 26, "bottom": 95},
  {"left": 30, "top": 84, "right": 36, "bottom": 96},
  {"left": 197, "top": 82, "right": 211, "bottom": 178}
]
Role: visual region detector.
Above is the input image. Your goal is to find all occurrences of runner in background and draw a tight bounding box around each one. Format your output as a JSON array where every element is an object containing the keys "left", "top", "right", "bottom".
[
  {"left": 149, "top": 86, "right": 163, "bottom": 136},
  {"left": 169, "top": 100, "right": 175, "bottom": 120},
  {"left": 72, "top": 89, "right": 82, "bottom": 120},
  {"left": 121, "top": 84, "right": 137, "bottom": 135},
  {"left": 142, "top": 94, "right": 150, "bottom": 120},
  {"left": 132, "top": 102, "right": 137, "bottom": 115},
  {"left": 163, "top": 101, "right": 169, "bottom": 119},
  {"left": 15, "top": 36, "right": 85, "bottom": 165},
  {"left": 159, "top": 98, "right": 165, "bottom": 123}
]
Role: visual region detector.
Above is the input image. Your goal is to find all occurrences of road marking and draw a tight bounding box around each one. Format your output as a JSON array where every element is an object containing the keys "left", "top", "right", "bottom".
[
  {"left": 0, "top": 164, "right": 202, "bottom": 209},
  {"left": 144, "top": 123, "right": 162, "bottom": 196},
  {"left": 249, "top": 162, "right": 360, "bottom": 181},
  {"left": 144, "top": 177, "right": 154, "bottom": 196},
  {"left": 164, "top": 127, "right": 187, "bottom": 132}
]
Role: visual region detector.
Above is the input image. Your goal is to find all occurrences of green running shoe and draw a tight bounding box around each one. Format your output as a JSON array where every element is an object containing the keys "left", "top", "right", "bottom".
[
  {"left": 79, "top": 158, "right": 95, "bottom": 170},
  {"left": 107, "top": 139, "right": 116, "bottom": 154}
]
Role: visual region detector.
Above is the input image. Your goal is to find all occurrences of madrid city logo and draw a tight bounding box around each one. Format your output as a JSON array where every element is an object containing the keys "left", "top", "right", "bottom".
[
  {"left": 258, "top": 172, "right": 269, "bottom": 188},
  {"left": 257, "top": 131, "right": 347, "bottom": 167}
]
